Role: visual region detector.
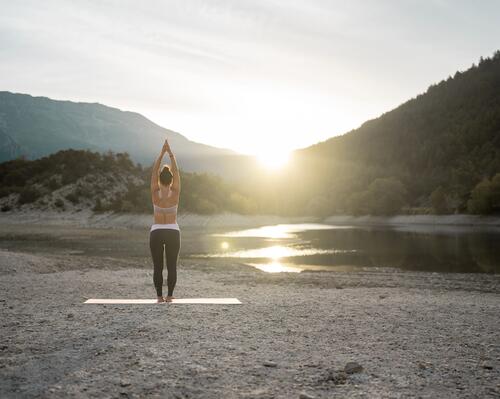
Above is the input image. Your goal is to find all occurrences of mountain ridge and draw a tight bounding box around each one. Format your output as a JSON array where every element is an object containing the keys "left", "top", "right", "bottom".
[{"left": 0, "top": 91, "right": 251, "bottom": 177}]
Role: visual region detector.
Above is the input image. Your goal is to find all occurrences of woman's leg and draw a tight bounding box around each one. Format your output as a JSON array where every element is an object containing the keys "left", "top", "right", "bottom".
[
  {"left": 164, "top": 229, "right": 181, "bottom": 298},
  {"left": 149, "top": 230, "right": 165, "bottom": 297}
]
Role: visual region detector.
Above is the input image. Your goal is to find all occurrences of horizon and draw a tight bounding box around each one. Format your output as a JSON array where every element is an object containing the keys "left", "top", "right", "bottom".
[{"left": 1, "top": 1, "right": 500, "bottom": 157}]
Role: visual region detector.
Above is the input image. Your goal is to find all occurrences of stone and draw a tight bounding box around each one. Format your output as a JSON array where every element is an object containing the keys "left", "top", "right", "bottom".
[
  {"left": 327, "top": 371, "right": 347, "bottom": 385},
  {"left": 263, "top": 361, "right": 277, "bottom": 367},
  {"left": 299, "top": 392, "right": 315, "bottom": 399},
  {"left": 344, "top": 362, "right": 363, "bottom": 374}
]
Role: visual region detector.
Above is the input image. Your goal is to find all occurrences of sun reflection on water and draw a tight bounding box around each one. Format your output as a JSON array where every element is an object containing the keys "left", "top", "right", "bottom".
[
  {"left": 249, "top": 261, "right": 303, "bottom": 273},
  {"left": 198, "top": 245, "right": 349, "bottom": 259},
  {"left": 213, "top": 223, "right": 344, "bottom": 239}
]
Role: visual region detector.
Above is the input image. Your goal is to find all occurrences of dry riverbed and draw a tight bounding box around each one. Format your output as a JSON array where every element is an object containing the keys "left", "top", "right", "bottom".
[{"left": 0, "top": 223, "right": 499, "bottom": 398}]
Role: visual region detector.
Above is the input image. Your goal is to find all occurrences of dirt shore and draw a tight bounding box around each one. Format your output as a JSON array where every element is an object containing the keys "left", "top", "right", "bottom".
[{"left": 0, "top": 223, "right": 499, "bottom": 398}]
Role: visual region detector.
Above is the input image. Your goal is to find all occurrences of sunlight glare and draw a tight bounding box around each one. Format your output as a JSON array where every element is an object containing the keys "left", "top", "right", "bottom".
[
  {"left": 256, "top": 150, "right": 290, "bottom": 170},
  {"left": 249, "top": 261, "right": 303, "bottom": 273}
]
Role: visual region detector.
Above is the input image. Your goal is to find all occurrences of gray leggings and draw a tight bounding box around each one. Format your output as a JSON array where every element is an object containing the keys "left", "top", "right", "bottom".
[{"left": 149, "top": 229, "right": 181, "bottom": 297}]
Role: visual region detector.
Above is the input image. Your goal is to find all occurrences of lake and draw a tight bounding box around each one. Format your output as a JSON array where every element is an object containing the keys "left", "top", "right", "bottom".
[{"left": 189, "top": 223, "right": 500, "bottom": 274}]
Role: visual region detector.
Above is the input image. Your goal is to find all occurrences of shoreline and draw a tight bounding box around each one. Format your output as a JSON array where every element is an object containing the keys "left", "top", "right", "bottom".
[{"left": 1, "top": 210, "right": 500, "bottom": 229}]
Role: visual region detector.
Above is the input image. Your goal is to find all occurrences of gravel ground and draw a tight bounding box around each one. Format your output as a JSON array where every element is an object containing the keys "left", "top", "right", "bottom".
[{"left": 0, "top": 225, "right": 499, "bottom": 398}]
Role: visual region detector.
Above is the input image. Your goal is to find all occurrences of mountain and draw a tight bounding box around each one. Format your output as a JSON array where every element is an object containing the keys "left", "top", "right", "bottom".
[
  {"left": 0, "top": 91, "right": 253, "bottom": 178},
  {"left": 278, "top": 51, "right": 500, "bottom": 215}
]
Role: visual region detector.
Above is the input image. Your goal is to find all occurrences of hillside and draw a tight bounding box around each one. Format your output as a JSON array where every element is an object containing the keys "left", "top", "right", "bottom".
[
  {"left": 281, "top": 51, "right": 500, "bottom": 215},
  {"left": 0, "top": 149, "right": 257, "bottom": 215},
  {"left": 0, "top": 92, "right": 253, "bottom": 178}
]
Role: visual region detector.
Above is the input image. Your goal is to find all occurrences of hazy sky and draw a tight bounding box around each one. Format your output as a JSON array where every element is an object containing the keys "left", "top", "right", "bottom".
[{"left": 1, "top": 0, "right": 499, "bottom": 155}]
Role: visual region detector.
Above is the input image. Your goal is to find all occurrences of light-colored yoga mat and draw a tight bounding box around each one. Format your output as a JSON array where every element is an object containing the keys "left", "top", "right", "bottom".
[{"left": 84, "top": 298, "right": 241, "bottom": 304}]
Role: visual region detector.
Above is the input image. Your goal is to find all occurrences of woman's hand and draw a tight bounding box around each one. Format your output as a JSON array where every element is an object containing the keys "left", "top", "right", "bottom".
[{"left": 162, "top": 139, "right": 172, "bottom": 154}]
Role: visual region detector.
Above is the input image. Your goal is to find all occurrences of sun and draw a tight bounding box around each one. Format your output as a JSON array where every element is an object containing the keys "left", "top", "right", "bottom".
[{"left": 256, "top": 150, "right": 290, "bottom": 170}]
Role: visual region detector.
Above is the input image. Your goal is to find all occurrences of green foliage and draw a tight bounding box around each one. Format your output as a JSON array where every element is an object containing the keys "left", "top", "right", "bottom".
[
  {"left": 54, "top": 198, "right": 65, "bottom": 209},
  {"left": 284, "top": 51, "right": 500, "bottom": 215},
  {"left": 467, "top": 174, "right": 500, "bottom": 214},
  {"left": 18, "top": 187, "right": 42, "bottom": 204},
  {"left": 430, "top": 186, "right": 449, "bottom": 214},
  {"left": 347, "top": 178, "right": 407, "bottom": 215},
  {"left": 65, "top": 192, "right": 79, "bottom": 204}
]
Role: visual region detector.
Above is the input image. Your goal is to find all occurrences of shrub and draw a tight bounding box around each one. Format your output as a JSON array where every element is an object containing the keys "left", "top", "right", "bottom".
[
  {"left": 430, "top": 186, "right": 449, "bottom": 214},
  {"left": 467, "top": 174, "right": 500, "bottom": 214},
  {"left": 65, "top": 192, "right": 79, "bottom": 204},
  {"left": 18, "top": 187, "right": 42, "bottom": 204},
  {"left": 47, "top": 177, "right": 62, "bottom": 190},
  {"left": 54, "top": 198, "right": 65, "bottom": 209}
]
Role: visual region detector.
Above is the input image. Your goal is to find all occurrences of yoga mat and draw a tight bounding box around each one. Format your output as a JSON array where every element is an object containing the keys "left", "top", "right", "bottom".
[{"left": 84, "top": 298, "right": 241, "bottom": 304}]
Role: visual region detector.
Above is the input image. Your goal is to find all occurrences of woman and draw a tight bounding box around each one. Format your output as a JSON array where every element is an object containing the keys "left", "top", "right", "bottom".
[{"left": 150, "top": 139, "right": 181, "bottom": 303}]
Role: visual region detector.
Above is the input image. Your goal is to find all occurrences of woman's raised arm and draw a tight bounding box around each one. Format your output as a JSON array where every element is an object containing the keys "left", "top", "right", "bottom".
[
  {"left": 151, "top": 142, "right": 168, "bottom": 196},
  {"left": 166, "top": 142, "right": 180, "bottom": 195}
]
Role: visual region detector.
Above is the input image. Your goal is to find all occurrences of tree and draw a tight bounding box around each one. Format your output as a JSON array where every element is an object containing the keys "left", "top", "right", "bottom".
[
  {"left": 430, "top": 186, "right": 449, "bottom": 214},
  {"left": 468, "top": 174, "right": 500, "bottom": 214}
]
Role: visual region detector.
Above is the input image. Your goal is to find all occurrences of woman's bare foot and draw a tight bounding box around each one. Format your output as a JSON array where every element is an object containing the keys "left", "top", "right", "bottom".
[
  {"left": 157, "top": 296, "right": 165, "bottom": 303},
  {"left": 165, "top": 296, "right": 175, "bottom": 302}
]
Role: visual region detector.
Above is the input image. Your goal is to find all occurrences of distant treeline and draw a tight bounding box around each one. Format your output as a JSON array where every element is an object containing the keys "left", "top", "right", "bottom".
[{"left": 0, "top": 147, "right": 498, "bottom": 216}]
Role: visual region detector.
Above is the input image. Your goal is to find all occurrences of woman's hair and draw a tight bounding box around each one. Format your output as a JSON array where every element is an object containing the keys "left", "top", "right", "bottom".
[{"left": 159, "top": 165, "right": 173, "bottom": 186}]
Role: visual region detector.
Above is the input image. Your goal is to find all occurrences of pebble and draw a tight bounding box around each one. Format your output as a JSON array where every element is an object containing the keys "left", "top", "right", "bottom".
[
  {"left": 344, "top": 362, "right": 363, "bottom": 374},
  {"left": 263, "top": 361, "right": 277, "bottom": 368},
  {"left": 327, "top": 371, "right": 347, "bottom": 385},
  {"left": 299, "top": 392, "right": 315, "bottom": 399}
]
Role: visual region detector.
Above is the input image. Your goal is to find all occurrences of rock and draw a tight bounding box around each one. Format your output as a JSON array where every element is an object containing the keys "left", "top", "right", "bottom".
[
  {"left": 67, "top": 313, "right": 74, "bottom": 319},
  {"left": 299, "top": 392, "right": 315, "bottom": 399},
  {"left": 379, "top": 295, "right": 387, "bottom": 299},
  {"left": 120, "top": 381, "right": 131, "bottom": 387},
  {"left": 263, "top": 361, "right": 277, "bottom": 367},
  {"left": 326, "top": 371, "right": 347, "bottom": 385},
  {"left": 344, "top": 362, "right": 363, "bottom": 374},
  {"left": 482, "top": 364, "right": 493, "bottom": 370}
]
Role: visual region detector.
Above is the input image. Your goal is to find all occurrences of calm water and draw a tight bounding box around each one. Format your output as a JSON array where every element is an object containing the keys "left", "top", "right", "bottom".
[{"left": 190, "top": 223, "right": 500, "bottom": 273}]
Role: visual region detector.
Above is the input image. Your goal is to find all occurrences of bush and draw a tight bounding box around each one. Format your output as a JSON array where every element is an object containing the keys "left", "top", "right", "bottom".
[
  {"left": 18, "top": 187, "right": 42, "bottom": 204},
  {"left": 65, "top": 192, "right": 79, "bottom": 204},
  {"left": 467, "top": 174, "right": 500, "bottom": 214},
  {"left": 430, "top": 186, "right": 449, "bottom": 214},
  {"left": 54, "top": 198, "right": 65, "bottom": 209},
  {"left": 347, "top": 177, "right": 407, "bottom": 215},
  {"left": 47, "top": 177, "right": 62, "bottom": 190},
  {"left": 0, "top": 186, "right": 17, "bottom": 198},
  {"left": 93, "top": 198, "right": 104, "bottom": 212},
  {"left": 120, "top": 200, "right": 135, "bottom": 212}
]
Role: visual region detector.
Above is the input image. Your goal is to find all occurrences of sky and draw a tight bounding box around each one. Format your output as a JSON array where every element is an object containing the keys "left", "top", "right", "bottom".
[{"left": 1, "top": 0, "right": 499, "bottom": 156}]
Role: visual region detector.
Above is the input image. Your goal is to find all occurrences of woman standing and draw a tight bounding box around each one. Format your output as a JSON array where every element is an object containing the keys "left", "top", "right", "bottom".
[{"left": 150, "top": 139, "right": 181, "bottom": 303}]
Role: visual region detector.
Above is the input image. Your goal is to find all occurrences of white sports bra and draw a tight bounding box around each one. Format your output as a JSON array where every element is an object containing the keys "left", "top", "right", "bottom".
[{"left": 153, "top": 189, "right": 178, "bottom": 215}]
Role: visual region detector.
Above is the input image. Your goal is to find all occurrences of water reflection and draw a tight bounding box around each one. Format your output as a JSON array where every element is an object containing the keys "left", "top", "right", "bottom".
[
  {"left": 191, "top": 223, "right": 500, "bottom": 274},
  {"left": 195, "top": 244, "right": 354, "bottom": 259},
  {"left": 214, "top": 223, "right": 348, "bottom": 239},
  {"left": 249, "top": 261, "right": 303, "bottom": 273}
]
